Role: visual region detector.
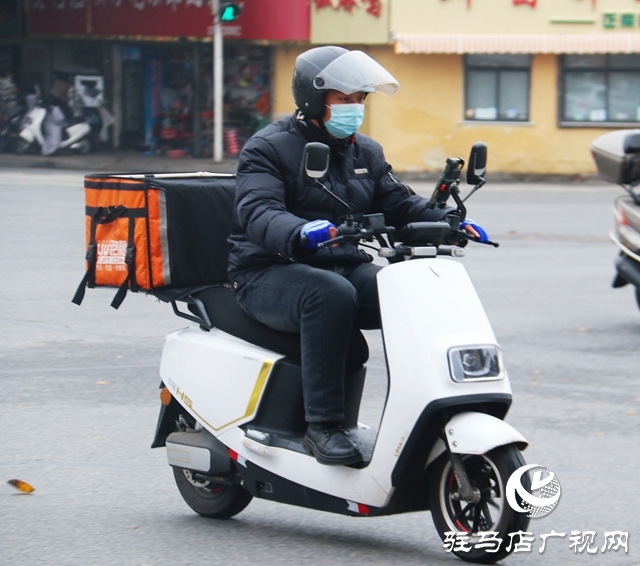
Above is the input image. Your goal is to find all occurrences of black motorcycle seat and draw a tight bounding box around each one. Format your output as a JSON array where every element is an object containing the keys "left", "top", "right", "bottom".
[{"left": 190, "top": 285, "right": 369, "bottom": 372}]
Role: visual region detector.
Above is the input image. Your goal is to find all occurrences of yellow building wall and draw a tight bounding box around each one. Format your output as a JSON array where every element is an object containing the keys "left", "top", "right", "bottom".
[
  {"left": 272, "top": 44, "right": 307, "bottom": 119},
  {"left": 272, "top": 44, "right": 611, "bottom": 175}
]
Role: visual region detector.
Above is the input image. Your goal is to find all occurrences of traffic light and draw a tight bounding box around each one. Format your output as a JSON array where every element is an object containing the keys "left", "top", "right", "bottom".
[{"left": 219, "top": 2, "right": 242, "bottom": 22}]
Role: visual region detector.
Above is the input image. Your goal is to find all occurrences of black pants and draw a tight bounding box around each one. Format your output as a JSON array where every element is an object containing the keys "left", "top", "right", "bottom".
[{"left": 235, "top": 262, "right": 381, "bottom": 422}]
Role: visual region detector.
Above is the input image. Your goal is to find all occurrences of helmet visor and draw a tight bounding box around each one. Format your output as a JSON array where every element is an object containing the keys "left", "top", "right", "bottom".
[{"left": 313, "top": 51, "right": 400, "bottom": 96}]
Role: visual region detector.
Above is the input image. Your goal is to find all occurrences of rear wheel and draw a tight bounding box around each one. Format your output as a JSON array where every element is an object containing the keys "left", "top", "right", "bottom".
[
  {"left": 429, "top": 445, "right": 530, "bottom": 564},
  {"left": 75, "top": 139, "right": 91, "bottom": 155},
  {"left": 172, "top": 467, "right": 252, "bottom": 519},
  {"left": 15, "top": 138, "right": 30, "bottom": 155}
]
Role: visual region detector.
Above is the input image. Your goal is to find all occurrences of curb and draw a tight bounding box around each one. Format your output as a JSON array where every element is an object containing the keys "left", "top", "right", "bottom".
[
  {"left": 0, "top": 152, "right": 240, "bottom": 175},
  {"left": 0, "top": 151, "right": 601, "bottom": 183}
]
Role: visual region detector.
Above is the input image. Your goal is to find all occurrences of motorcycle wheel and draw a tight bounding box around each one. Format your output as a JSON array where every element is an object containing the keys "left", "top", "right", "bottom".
[
  {"left": 635, "top": 287, "right": 640, "bottom": 311},
  {"left": 172, "top": 466, "right": 252, "bottom": 519},
  {"left": 75, "top": 139, "right": 91, "bottom": 155},
  {"left": 429, "top": 445, "right": 530, "bottom": 564},
  {"left": 15, "top": 138, "right": 30, "bottom": 155}
]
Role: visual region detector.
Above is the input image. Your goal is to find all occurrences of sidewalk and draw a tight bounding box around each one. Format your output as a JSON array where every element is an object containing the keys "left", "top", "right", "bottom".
[
  {"left": 0, "top": 148, "right": 602, "bottom": 183},
  {"left": 0, "top": 149, "right": 240, "bottom": 175}
]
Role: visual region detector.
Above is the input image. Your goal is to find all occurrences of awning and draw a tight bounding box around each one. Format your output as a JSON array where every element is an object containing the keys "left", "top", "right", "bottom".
[{"left": 393, "top": 33, "right": 640, "bottom": 55}]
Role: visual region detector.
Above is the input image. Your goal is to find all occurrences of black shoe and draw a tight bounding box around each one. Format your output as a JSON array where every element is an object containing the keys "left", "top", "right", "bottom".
[{"left": 303, "top": 422, "right": 363, "bottom": 466}]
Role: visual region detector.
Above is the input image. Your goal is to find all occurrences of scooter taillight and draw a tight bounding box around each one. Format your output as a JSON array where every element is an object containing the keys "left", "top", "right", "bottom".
[{"left": 617, "top": 204, "right": 629, "bottom": 227}]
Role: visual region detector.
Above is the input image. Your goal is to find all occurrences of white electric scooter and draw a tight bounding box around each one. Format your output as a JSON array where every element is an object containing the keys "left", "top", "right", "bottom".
[
  {"left": 152, "top": 143, "right": 531, "bottom": 564},
  {"left": 16, "top": 94, "right": 91, "bottom": 155}
]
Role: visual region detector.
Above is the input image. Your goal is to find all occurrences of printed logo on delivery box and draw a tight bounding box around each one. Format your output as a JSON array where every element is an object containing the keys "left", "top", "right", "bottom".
[{"left": 96, "top": 240, "right": 128, "bottom": 271}]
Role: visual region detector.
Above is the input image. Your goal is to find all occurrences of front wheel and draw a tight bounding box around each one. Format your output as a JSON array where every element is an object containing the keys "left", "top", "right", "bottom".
[
  {"left": 172, "top": 466, "right": 252, "bottom": 519},
  {"left": 429, "top": 445, "right": 531, "bottom": 564}
]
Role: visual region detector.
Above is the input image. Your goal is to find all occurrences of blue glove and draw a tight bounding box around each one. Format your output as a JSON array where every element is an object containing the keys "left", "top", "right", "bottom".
[
  {"left": 300, "top": 220, "right": 336, "bottom": 250},
  {"left": 460, "top": 218, "right": 489, "bottom": 243}
]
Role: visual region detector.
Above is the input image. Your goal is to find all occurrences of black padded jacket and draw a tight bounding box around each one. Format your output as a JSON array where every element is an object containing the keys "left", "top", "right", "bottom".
[{"left": 227, "top": 114, "right": 451, "bottom": 288}]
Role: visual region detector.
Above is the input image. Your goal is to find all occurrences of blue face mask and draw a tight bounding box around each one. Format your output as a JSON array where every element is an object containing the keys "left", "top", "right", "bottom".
[{"left": 324, "top": 103, "right": 365, "bottom": 139}]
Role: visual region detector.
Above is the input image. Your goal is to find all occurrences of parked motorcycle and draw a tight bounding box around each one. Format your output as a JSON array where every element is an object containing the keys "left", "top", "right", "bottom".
[
  {"left": 16, "top": 94, "right": 91, "bottom": 155},
  {"left": 591, "top": 130, "right": 640, "bottom": 311},
  {"left": 146, "top": 143, "right": 531, "bottom": 563}
]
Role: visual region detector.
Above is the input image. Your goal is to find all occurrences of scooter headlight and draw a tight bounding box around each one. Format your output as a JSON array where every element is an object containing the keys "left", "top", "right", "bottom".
[{"left": 448, "top": 346, "right": 503, "bottom": 382}]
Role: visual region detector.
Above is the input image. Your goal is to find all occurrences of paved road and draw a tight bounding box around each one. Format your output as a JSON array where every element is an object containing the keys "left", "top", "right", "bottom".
[{"left": 0, "top": 169, "right": 637, "bottom": 565}]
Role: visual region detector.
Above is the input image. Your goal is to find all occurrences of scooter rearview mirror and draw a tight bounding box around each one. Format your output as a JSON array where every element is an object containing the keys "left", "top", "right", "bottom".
[
  {"left": 466, "top": 142, "right": 487, "bottom": 185},
  {"left": 301, "top": 142, "right": 330, "bottom": 184}
]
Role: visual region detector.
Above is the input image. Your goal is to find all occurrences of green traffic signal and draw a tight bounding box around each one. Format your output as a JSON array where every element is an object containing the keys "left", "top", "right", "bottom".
[{"left": 220, "top": 2, "right": 242, "bottom": 22}]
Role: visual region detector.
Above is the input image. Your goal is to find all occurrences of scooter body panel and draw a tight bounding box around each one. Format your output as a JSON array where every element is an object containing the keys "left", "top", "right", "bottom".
[
  {"left": 370, "top": 258, "right": 512, "bottom": 493},
  {"left": 18, "top": 127, "right": 34, "bottom": 143},
  {"left": 161, "top": 326, "right": 392, "bottom": 507},
  {"left": 219, "top": 426, "right": 393, "bottom": 507},
  {"left": 20, "top": 106, "right": 46, "bottom": 146},
  {"left": 160, "top": 326, "right": 283, "bottom": 433},
  {"left": 61, "top": 122, "right": 91, "bottom": 148}
]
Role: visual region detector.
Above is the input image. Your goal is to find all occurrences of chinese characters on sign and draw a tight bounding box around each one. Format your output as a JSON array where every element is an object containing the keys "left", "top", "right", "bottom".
[
  {"left": 443, "top": 531, "right": 629, "bottom": 555},
  {"left": 314, "top": 0, "right": 382, "bottom": 17},
  {"left": 602, "top": 13, "right": 640, "bottom": 29},
  {"left": 439, "top": 0, "right": 539, "bottom": 8}
]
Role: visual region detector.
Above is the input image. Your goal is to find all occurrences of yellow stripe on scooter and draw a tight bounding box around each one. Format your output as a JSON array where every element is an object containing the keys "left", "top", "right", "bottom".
[
  {"left": 173, "top": 359, "right": 274, "bottom": 431},
  {"left": 244, "top": 359, "right": 274, "bottom": 417}
]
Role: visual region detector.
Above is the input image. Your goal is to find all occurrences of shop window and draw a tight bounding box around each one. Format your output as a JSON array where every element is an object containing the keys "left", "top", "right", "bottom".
[
  {"left": 561, "top": 55, "right": 640, "bottom": 125},
  {"left": 464, "top": 54, "right": 531, "bottom": 122}
]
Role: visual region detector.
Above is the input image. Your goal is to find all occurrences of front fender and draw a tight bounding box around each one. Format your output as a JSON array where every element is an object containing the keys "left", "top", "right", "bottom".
[
  {"left": 427, "top": 411, "right": 528, "bottom": 466},
  {"left": 445, "top": 411, "right": 528, "bottom": 455}
]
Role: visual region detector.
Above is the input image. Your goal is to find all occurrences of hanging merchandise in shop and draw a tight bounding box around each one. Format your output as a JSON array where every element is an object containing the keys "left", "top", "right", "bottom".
[
  {"left": 27, "top": 0, "right": 309, "bottom": 40},
  {"left": 131, "top": 43, "right": 271, "bottom": 157},
  {"left": 222, "top": 44, "right": 271, "bottom": 156}
]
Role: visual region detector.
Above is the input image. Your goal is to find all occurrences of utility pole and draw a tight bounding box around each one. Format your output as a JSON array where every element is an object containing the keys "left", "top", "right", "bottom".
[{"left": 212, "top": 0, "right": 223, "bottom": 163}]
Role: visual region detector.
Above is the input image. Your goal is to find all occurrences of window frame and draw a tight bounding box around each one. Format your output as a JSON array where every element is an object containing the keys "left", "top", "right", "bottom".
[
  {"left": 463, "top": 54, "right": 532, "bottom": 123},
  {"left": 559, "top": 54, "right": 640, "bottom": 128}
]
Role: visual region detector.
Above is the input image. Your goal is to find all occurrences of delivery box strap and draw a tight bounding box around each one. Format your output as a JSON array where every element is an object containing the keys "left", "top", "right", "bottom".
[
  {"left": 86, "top": 204, "right": 147, "bottom": 223},
  {"left": 71, "top": 206, "right": 144, "bottom": 308},
  {"left": 110, "top": 215, "right": 139, "bottom": 310}
]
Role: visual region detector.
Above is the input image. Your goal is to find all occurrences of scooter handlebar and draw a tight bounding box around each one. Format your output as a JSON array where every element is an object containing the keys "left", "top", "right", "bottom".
[{"left": 308, "top": 217, "right": 498, "bottom": 252}]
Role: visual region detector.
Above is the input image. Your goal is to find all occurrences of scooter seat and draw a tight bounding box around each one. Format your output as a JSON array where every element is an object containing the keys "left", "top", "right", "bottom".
[{"left": 191, "top": 285, "right": 369, "bottom": 372}]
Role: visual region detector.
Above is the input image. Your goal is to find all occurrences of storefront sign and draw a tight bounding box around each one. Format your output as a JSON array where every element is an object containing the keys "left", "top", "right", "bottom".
[
  {"left": 27, "top": 0, "right": 309, "bottom": 40},
  {"left": 314, "top": 0, "right": 382, "bottom": 17},
  {"left": 28, "top": 0, "right": 88, "bottom": 35}
]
